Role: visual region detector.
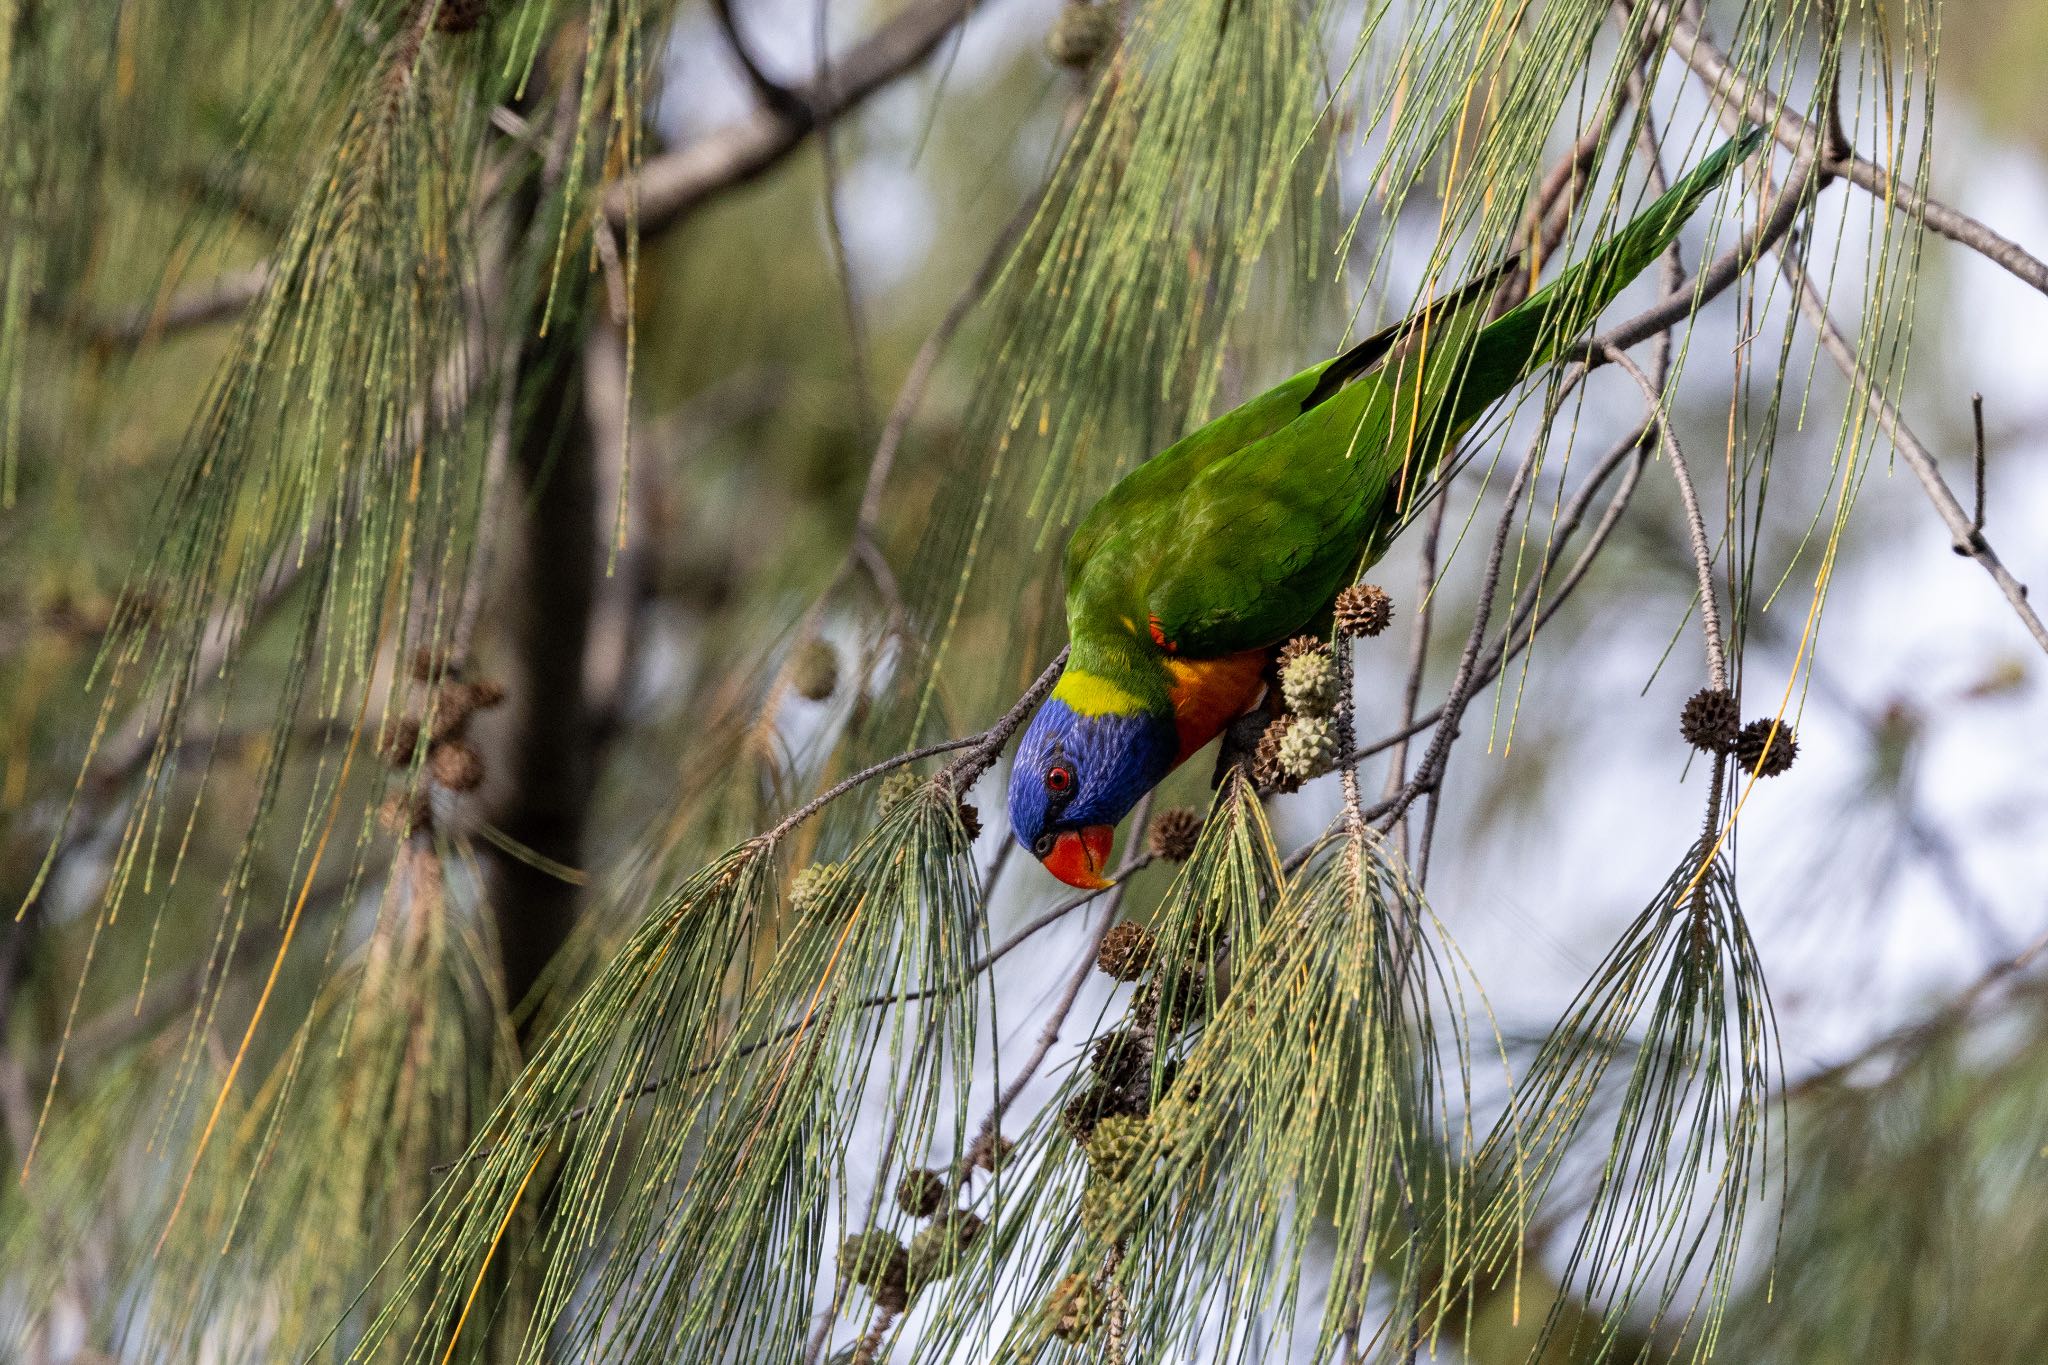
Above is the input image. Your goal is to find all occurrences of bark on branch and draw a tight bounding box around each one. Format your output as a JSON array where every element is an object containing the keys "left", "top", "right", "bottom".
[{"left": 611, "top": 0, "right": 982, "bottom": 237}]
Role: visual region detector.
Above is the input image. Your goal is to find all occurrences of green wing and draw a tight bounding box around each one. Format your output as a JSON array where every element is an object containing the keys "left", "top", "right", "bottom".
[
  {"left": 1070, "top": 128, "right": 1765, "bottom": 658},
  {"left": 1133, "top": 297, "right": 1499, "bottom": 655},
  {"left": 1063, "top": 261, "right": 1519, "bottom": 594}
]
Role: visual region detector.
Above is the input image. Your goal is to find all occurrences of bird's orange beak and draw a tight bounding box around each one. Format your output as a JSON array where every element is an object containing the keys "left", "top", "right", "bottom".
[{"left": 1043, "top": 825, "right": 1116, "bottom": 890}]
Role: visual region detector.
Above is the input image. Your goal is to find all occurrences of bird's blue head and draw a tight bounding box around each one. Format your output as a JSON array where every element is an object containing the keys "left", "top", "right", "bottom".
[{"left": 1007, "top": 678, "right": 1176, "bottom": 889}]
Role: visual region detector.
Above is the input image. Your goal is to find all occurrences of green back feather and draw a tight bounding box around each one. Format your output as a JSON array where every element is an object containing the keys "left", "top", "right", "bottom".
[{"left": 1064, "top": 128, "right": 1767, "bottom": 669}]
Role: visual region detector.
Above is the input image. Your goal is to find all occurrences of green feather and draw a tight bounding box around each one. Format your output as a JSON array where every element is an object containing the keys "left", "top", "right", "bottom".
[{"left": 1063, "top": 128, "right": 1765, "bottom": 685}]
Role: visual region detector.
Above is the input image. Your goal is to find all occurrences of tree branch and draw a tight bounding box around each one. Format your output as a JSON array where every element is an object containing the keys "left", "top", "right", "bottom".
[
  {"left": 1632, "top": 0, "right": 2048, "bottom": 299},
  {"left": 86, "top": 264, "right": 273, "bottom": 348},
  {"left": 1777, "top": 254, "right": 2048, "bottom": 655},
  {"left": 613, "top": 0, "right": 983, "bottom": 237}
]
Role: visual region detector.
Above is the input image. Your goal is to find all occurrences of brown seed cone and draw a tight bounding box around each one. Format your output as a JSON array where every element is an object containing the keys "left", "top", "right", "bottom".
[
  {"left": 377, "top": 790, "right": 432, "bottom": 836},
  {"left": 895, "top": 1167, "right": 948, "bottom": 1219},
  {"left": 1051, "top": 1273, "right": 1102, "bottom": 1341},
  {"left": 432, "top": 680, "right": 503, "bottom": 737},
  {"left": 934, "top": 1208, "right": 983, "bottom": 1253},
  {"left": 1334, "top": 583, "right": 1394, "bottom": 637},
  {"left": 1095, "top": 921, "right": 1155, "bottom": 981},
  {"left": 1145, "top": 806, "right": 1202, "bottom": 861},
  {"left": 1137, "top": 967, "right": 1206, "bottom": 1038},
  {"left": 873, "top": 1275, "right": 910, "bottom": 1315},
  {"left": 790, "top": 637, "right": 840, "bottom": 702},
  {"left": 838, "top": 1230, "right": 908, "bottom": 1289},
  {"left": 428, "top": 739, "right": 485, "bottom": 792},
  {"left": 906, "top": 1209, "right": 984, "bottom": 1292},
  {"left": 1274, "top": 634, "right": 1324, "bottom": 674},
  {"left": 465, "top": 677, "right": 507, "bottom": 709},
  {"left": 409, "top": 646, "right": 448, "bottom": 683},
  {"left": 1252, "top": 717, "right": 1302, "bottom": 794},
  {"left": 955, "top": 800, "right": 983, "bottom": 843},
  {"left": 1060, "top": 1084, "right": 1136, "bottom": 1146},
  {"left": 379, "top": 716, "right": 424, "bottom": 767},
  {"left": 962, "top": 1130, "right": 1012, "bottom": 1174},
  {"left": 1045, "top": 1, "right": 1117, "bottom": 68},
  {"left": 434, "top": 0, "right": 487, "bottom": 33},
  {"left": 1089, "top": 1029, "right": 1148, "bottom": 1090},
  {"left": 1734, "top": 718, "right": 1798, "bottom": 777},
  {"left": 1679, "top": 687, "right": 1741, "bottom": 754}
]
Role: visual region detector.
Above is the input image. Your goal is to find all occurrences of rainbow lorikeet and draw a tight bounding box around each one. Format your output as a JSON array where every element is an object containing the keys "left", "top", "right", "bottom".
[{"left": 1008, "top": 128, "right": 1765, "bottom": 888}]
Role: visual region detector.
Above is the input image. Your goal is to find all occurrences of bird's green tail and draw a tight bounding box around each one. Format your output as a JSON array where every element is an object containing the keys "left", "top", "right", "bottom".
[{"left": 1450, "top": 126, "right": 1768, "bottom": 427}]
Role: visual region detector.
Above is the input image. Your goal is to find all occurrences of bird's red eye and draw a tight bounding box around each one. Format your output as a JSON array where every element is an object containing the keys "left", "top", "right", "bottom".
[{"left": 1045, "top": 765, "right": 1073, "bottom": 793}]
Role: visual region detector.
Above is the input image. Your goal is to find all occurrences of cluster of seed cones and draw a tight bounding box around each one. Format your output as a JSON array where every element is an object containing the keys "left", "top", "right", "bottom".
[
  {"left": 1253, "top": 637, "right": 1337, "bottom": 792},
  {"left": 377, "top": 649, "right": 507, "bottom": 835},
  {"left": 837, "top": 1163, "right": 991, "bottom": 1316},
  {"left": 1039, "top": 900, "right": 1226, "bottom": 1339},
  {"left": 1679, "top": 687, "right": 1799, "bottom": 777},
  {"left": 1246, "top": 584, "right": 1392, "bottom": 794}
]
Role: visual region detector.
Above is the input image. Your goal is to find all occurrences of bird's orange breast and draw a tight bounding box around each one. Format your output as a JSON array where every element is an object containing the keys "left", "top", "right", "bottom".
[{"left": 1162, "top": 649, "right": 1269, "bottom": 766}]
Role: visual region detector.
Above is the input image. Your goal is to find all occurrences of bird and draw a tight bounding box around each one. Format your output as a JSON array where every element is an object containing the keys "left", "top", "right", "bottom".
[{"left": 1006, "top": 128, "right": 1766, "bottom": 889}]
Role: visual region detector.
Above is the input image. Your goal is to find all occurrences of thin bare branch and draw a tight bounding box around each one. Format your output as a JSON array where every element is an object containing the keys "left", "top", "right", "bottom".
[
  {"left": 1779, "top": 256, "right": 2048, "bottom": 655},
  {"left": 616, "top": 0, "right": 983, "bottom": 237},
  {"left": 87, "top": 264, "right": 272, "bottom": 347},
  {"left": 1601, "top": 345, "right": 1726, "bottom": 691},
  {"left": 1636, "top": 0, "right": 2048, "bottom": 298}
]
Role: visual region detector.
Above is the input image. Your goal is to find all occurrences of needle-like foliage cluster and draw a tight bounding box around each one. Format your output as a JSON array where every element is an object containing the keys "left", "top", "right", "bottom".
[{"left": 4, "top": 0, "right": 2010, "bottom": 1363}]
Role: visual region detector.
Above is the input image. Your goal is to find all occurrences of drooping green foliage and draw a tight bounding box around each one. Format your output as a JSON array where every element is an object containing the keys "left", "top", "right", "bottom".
[
  {"left": 345, "top": 786, "right": 984, "bottom": 1362},
  {"left": 0, "top": 834, "right": 516, "bottom": 1360},
  {"left": 4, "top": 0, "right": 2008, "bottom": 1362},
  {"left": 135, "top": 837, "right": 516, "bottom": 1361},
  {"left": 1721, "top": 981, "right": 2048, "bottom": 1364},
  {"left": 1449, "top": 844, "right": 1778, "bottom": 1363},
  {"left": 1065, "top": 828, "right": 1480, "bottom": 1363},
  {"left": 871, "top": 771, "right": 1291, "bottom": 1361},
  {"left": 12, "top": 0, "right": 660, "bottom": 1160}
]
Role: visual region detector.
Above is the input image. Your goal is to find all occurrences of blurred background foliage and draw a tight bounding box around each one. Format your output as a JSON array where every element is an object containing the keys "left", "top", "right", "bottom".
[{"left": 0, "top": 0, "right": 2044, "bottom": 1361}]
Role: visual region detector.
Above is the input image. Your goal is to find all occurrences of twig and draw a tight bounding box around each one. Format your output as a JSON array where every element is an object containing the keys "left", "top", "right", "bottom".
[
  {"left": 1777, "top": 256, "right": 2048, "bottom": 655},
  {"left": 1585, "top": 136, "right": 1819, "bottom": 361},
  {"left": 616, "top": 0, "right": 984, "bottom": 237},
  {"left": 984, "top": 886, "right": 1127, "bottom": 1132},
  {"left": 436, "top": 655, "right": 1080, "bottom": 1175},
  {"left": 849, "top": 1305, "right": 898, "bottom": 1365},
  {"left": 1785, "top": 927, "right": 2048, "bottom": 1100},
  {"left": 1601, "top": 344, "right": 1730, "bottom": 832},
  {"left": 86, "top": 265, "right": 272, "bottom": 348},
  {"left": 750, "top": 647, "right": 1062, "bottom": 851},
  {"left": 813, "top": 0, "right": 882, "bottom": 455},
  {"left": 1636, "top": 0, "right": 2048, "bottom": 299},
  {"left": 1334, "top": 630, "right": 1365, "bottom": 837},
  {"left": 1385, "top": 418, "right": 1547, "bottom": 841},
  {"left": 1347, "top": 419, "right": 1655, "bottom": 770},
  {"left": 759, "top": 734, "right": 986, "bottom": 847},
  {"left": 856, "top": 193, "right": 1038, "bottom": 543},
  {"left": 709, "top": 0, "right": 808, "bottom": 119},
  {"left": 432, "top": 857, "right": 1141, "bottom": 1177},
  {"left": 1966, "top": 391, "right": 1986, "bottom": 543},
  {"left": 937, "top": 650, "right": 1069, "bottom": 796},
  {"left": 807, "top": 800, "right": 1131, "bottom": 1363},
  {"left": 1347, "top": 84, "right": 1686, "bottom": 791},
  {"left": 1600, "top": 347, "right": 1726, "bottom": 690},
  {"left": 960, "top": 857, "right": 1152, "bottom": 981},
  {"left": 750, "top": 186, "right": 1040, "bottom": 749},
  {"left": 1379, "top": 496, "right": 1448, "bottom": 858}
]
